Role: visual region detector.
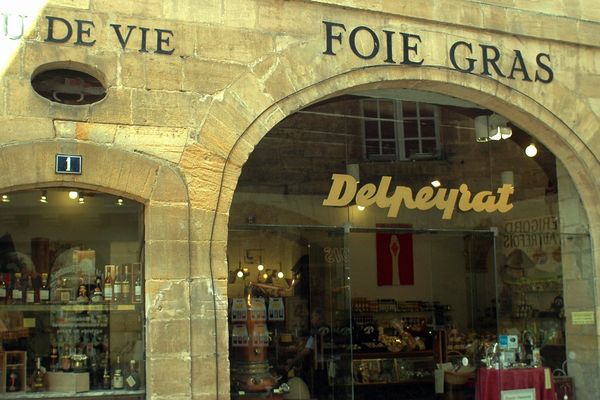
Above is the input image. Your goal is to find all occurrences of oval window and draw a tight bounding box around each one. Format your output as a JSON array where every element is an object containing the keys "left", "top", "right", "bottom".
[{"left": 31, "top": 68, "right": 106, "bottom": 105}]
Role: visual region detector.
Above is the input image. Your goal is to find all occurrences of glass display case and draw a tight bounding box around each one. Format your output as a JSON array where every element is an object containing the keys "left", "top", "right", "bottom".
[{"left": 0, "top": 189, "right": 145, "bottom": 399}]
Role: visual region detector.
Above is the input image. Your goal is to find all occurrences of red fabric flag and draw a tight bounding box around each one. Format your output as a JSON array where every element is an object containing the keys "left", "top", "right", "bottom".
[{"left": 376, "top": 224, "right": 414, "bottom": 285}]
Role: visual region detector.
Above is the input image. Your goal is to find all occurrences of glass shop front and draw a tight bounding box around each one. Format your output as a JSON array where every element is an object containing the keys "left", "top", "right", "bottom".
[
  {"left": 0, "top": 189, "right": 145, "bottom": 399},
  {"left": 226, "top": 90, "right": 592, "bottom": 400}
]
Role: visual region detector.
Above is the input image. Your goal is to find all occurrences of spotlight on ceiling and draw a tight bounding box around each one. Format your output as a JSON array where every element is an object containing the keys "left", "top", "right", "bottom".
[
  {"left": 1, "top": 194, "right": 10, "bottom": 203},
  {"left": 68, "top": 191, "right": 79, "bottom": 200},
  {"left": 40, "top": 190, "right": 48, "bottom": 203}
]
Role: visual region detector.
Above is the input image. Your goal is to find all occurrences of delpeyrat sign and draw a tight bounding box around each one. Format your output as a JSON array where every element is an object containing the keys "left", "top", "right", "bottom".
[{"left": 322, "top": 173, "right": 514, "bottom": 220}]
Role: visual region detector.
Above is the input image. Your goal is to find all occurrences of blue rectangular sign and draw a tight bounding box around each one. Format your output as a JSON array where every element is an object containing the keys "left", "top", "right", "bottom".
[{"left": 55, "top": 154, "right": 82, "bottom": 174}]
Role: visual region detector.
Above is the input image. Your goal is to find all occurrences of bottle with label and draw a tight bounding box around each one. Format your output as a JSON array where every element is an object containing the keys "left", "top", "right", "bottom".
[
  {"left": 112, "top": 355, "right": 124, "bottom": 389},
  {"left": 11, "top": 272, "right": 23, "bottom": 304},
  {"left": 56, "top": 277, "right": 72, "bottom": 303},
  {"left": 39, "top": 273, "right": 50, "bottom": 304},
  {"left": 102, "top": 353, "right": 111, "bottom": 389},
  {"left": 122, "top": 265, "right": 131, "bottom": 303},
  {"left": 134, "top": 274, "right": 142, "bottom": 303},
  {"left": 104, "top": 266, "right": 113, "bottom": 303},
  {"left": 0, "top": 273, "right": 7, "bottom": 303},
  {"left": 125, "top": 359, "right": 141, "bottom": 390},
  {"left": 113, "top": 265, "right": 122, "bottom": 303},
  {"left": 91, "top": 275, "right": 103, "bottom": 303},
  {"left": 77, "top": 275, "right": 89, "bottom": 303},
  {"left": 61, "top": 344, "right": 71, "bottom": 372},
  {"left": 26, "top": 274, "right": 35, "bottom": 304},
  {"left": 32, "top": 357, "right": 46, "bottom": 391}
]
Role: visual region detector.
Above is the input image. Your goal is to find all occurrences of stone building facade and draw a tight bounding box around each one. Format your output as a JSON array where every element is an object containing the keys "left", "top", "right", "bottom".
[{"left": 0, "top": 1, "right": 599, "bottom": 399}]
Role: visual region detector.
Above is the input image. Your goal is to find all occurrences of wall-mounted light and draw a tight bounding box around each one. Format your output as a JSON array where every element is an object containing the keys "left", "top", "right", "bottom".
[
  {"left": 525, "top": 143, "right": 538, "bottom": 157},
  {"left": 431, "top": 179, "right": 441, "bottom": 188},
  {"left": 1, "top": 194, "right": 10, "bottom": 203},
  {"left": 39, "top": 190, "right": 48, "bottom": 203},
  {"left": 116, "top": 197, "right": 124, "bottom": 206},
  {"left": 276, "top": 271, "right": 284, "bottom": 279},
  {"left": 476, "top": 114, "right": 512, "bottom": 142},
  {"left": 68, "top": 191, "right": 79, "bottom": 200}
]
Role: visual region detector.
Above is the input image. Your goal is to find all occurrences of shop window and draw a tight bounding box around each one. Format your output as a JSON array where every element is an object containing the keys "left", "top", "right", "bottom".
[
  {"left": 362, "top": 99, "right": 441, "bottom": 161},
  {"left": 0, "top": 189, "right": 145, "bottom": 398}
]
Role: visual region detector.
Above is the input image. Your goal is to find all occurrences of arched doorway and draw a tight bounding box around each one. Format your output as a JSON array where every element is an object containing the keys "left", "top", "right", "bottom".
[{"left": 221, "top": 75, "right": 596, "bottom": 400}]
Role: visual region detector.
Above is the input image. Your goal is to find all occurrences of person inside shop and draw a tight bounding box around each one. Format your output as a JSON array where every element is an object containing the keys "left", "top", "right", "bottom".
[{"left": 284, "top": 308, "right": 329, "bottom": 398}]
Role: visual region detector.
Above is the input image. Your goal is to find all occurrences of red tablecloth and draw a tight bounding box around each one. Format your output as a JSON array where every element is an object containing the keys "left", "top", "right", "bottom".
[{"left": 475, "top": 367, "right": 556, "bottom": 400}]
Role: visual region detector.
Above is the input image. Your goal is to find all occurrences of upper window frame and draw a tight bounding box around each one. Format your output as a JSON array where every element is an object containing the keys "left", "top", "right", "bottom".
[{"left": 360, "top": 99, "right": 441, "bottom": 161}]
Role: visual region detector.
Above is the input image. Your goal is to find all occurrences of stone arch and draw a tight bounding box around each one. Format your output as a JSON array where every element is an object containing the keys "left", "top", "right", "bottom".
[
  {"left": 0, "top": 140, "right": 194, "bottom": 398},
  {"left": 216, "top": 64, "right": 599, "bottom": 237},
  {"left": 212, "top": 65, "right": 600, "bottom": 397}
]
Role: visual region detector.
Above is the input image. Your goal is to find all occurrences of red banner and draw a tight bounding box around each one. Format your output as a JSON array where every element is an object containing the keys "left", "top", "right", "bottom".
[{"left": 376, "top": 224, "right": 414, "bottom": 286}]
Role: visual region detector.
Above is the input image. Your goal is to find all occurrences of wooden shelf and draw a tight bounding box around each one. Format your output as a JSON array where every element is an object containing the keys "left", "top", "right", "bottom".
[{"left": 353, "top": 351, "right": 434, "bottom": 360}]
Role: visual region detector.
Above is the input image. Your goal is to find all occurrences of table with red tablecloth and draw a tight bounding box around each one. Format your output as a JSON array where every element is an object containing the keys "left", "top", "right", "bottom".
[{"left": 475, "top": 367, "right": 556, "bottom": 400}]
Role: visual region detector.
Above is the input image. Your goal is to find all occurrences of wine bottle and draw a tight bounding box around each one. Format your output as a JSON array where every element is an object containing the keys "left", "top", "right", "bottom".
[
  {"left": 125, "top": 359, "right": 141, "bottom": 390},
  {"left": 122, "top": 265, "right": 131, "bottom": 303},
  {"left": 39, "top": 273, "right": 50, "bottom": 304},
  {"left": 32, "top": 357, "right": 45, "bottom": 392},
  {"left": 11, "top": 272, "right": 23, "bottom": 304},
  {"left": 134, "top": 274, "right": 142, "bottom": 303},
  {"left": 0, "top": 273, "right": 7, "bottom": 303},
  {"left": 112, "top": 356, "right": 124, "bottom": 389},
  {"left": 104, "top": 266, "right": 113, "bottom": 303},
  {"left": 113, "top": 265, "right": 122, "bottom": 303},
  {"left": 91, "top": 275, "right": 103, "bottom": 303},
  {"left": 26, "top": 274, "right": 35, "bottom": 304}
]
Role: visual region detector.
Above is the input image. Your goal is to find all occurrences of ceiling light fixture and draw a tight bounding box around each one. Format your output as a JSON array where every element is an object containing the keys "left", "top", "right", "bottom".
[
  {"left": 357, "top": 205, "right": 365, "bottom": 211},
  {"left": 78, "top": 193, "right": 85, "bottom": 204},
  {"left": 116, "top": 197, "right": 124, "bottom": 206},
  {"left": 68, "top": 191, "right": 79, "bottom": 200},
  {"left": 525, "top": 143, "right": 538, "bottom": 157},
  {"left": 431, "top": 179, "right": 441, "bottom": 188},
  {"left": 1, "top": 194, "right": 10, "bottom": 203},
  {"left": 40, "top": 190, "right": 48, "bottom": 203}
]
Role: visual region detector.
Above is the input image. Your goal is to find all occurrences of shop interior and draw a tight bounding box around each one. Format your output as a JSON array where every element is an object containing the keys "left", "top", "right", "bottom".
[
  {"left": 226, "top": 90, "right": 590, "bottom": 400},
  {"left": 0, "top": 189, "right": 145, "bottom": 398}
]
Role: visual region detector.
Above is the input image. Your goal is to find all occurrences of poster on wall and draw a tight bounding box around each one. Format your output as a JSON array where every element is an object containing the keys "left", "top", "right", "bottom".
[
  {"left": 501, "top": 215, "right": 561, "bottom": 283},
  {"left": 375, "top": 224, "right": 414, "bottom": 286}
]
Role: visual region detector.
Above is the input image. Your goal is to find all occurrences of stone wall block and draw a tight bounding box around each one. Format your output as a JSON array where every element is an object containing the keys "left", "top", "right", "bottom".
[
  {"left": 151, "top": 165, "right": 188, "bottom": 203},
  {"left": 145, "top": 240, "right": 190, "bottom": 280},
  {"left": 131, "top": 89, "right": 193, "bottom": 126},
  {"left": 145, "top": 54, "right": 184, "bottom": 91},
  {"left": 0, "top": 117, "right": 54, "bottom": 142},
  {"left": 564, "top": 279, "right": 595, "bottom": 309},
  {"left": 190, "top": 240, "right": 211, "bottom": 278},
  {"left": 5, "top": 78, "right": 51, "bottom": 118},
  {"left": 147, "top": 354, "right": 192, "bottom": 398},
  {"left": 120, "top": 52, "right": 146, "bottom": 88},
  {"left": 183, "top": 59, "right": 248, "bottom": 94},
  {"left": 113, "top": 125, "right": 188, "bottom": 164},
  {"left": 146, "top": 202, "right": 189, "bottom": 241},
  {"left": 195, "top": 25, "right": 274, "bottom": 64},
  {"left": 145, "top": 279, "right": 190, "bottom": 321},
  {"left": 148, "top": 317, "right": 191, "bottom": 354},
  {"left": 89, "top": 87, "right": 132, "bottom": 123},
  {"left": 162, "top": 1, "right": 222, "bottom": 24},
  {"left": 190, "top": 278, "right": 228, "bottom": 310},
  {"left": 190, "top": 308, "right": 229, "bottom": 355}
]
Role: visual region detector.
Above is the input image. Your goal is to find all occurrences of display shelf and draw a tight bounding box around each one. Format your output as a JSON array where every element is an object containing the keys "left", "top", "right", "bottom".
[
  {"left": 0, "top": 389, "right": 145, "bottom": 399},
  {"left": 353, "top": 351, "right": 434, "bottom": 360},
  {"left": 1, "top": 351, "right": 27, "bottom": 393},
  {"left": 1, "top": 304, "right": 139, "bottom": 312}
]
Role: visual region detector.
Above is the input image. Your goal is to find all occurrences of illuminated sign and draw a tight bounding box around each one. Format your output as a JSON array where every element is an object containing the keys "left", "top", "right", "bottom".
[{"left": 322, "top": 173, "right": 514, "bottom": 220}]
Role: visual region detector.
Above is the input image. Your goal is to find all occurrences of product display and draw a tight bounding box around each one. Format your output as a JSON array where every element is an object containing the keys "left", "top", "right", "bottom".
[{"left": 0, "top": 189, "right": 146, "bottom": 398}]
